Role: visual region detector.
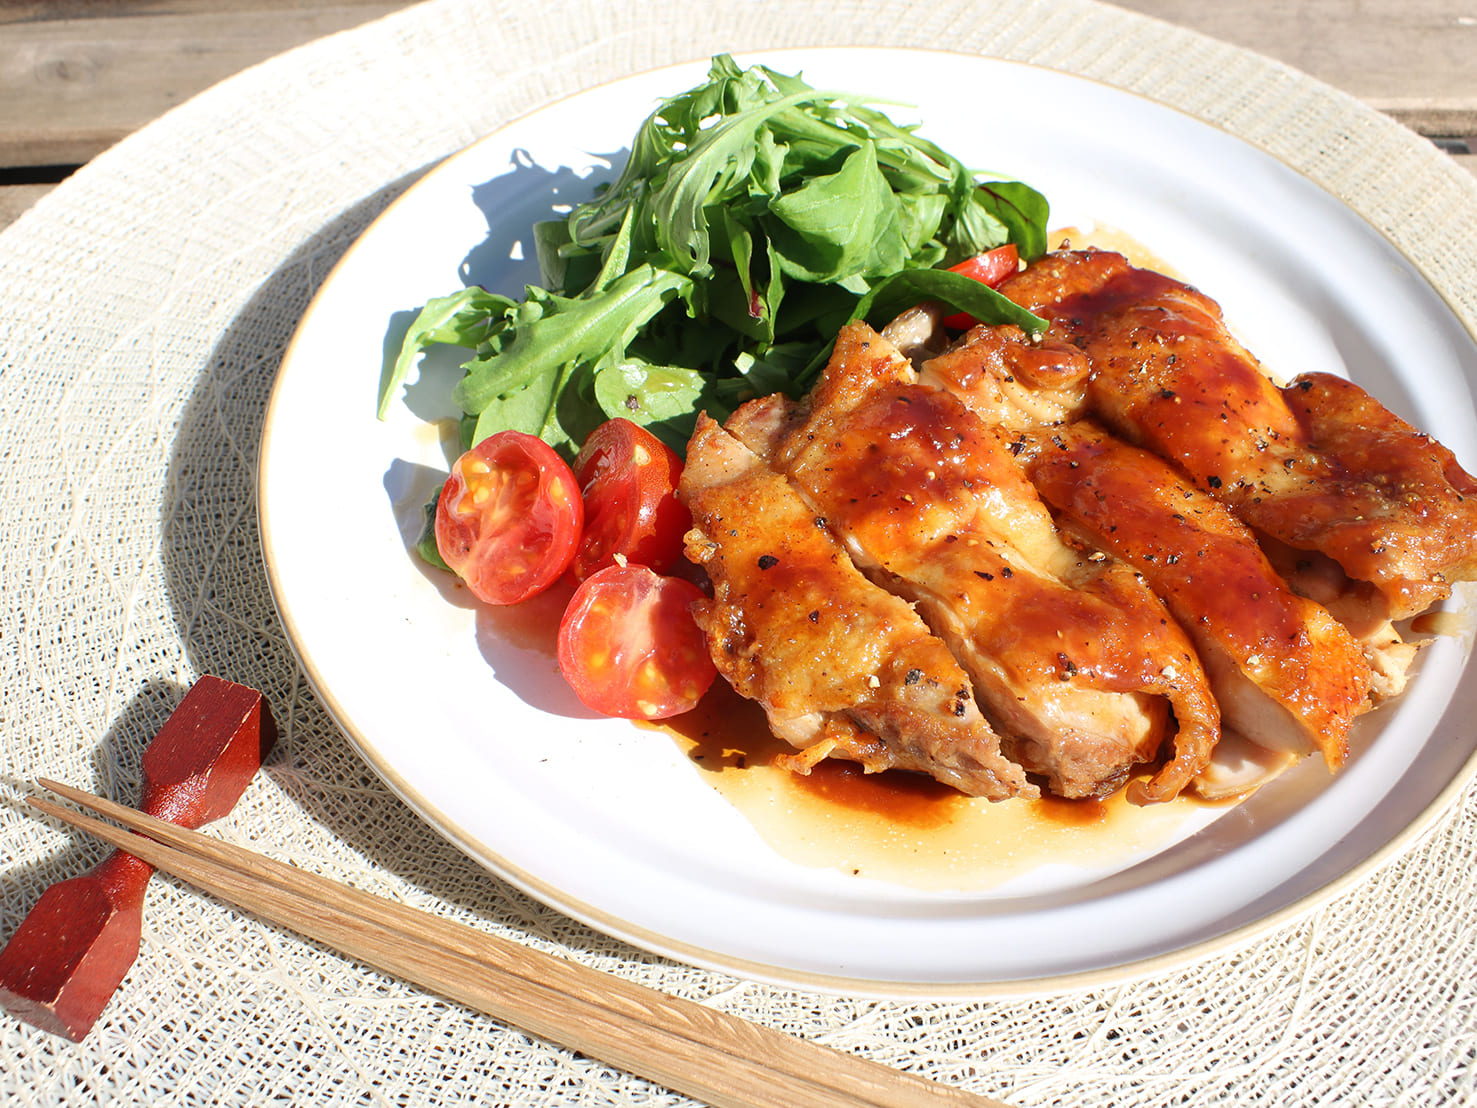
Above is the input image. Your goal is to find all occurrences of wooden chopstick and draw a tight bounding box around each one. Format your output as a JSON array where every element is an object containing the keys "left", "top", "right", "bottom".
[{"left": 28, "top": 780, "right": 1011, "bottom": 1108}]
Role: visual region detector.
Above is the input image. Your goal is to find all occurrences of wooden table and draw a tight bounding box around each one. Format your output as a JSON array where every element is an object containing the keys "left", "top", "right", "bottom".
[
  {"left": 3, "top": 3, "right": 1476, "bottom": 1103},
  {"left": 1, "top": 0, "right": 1473, "bottom": 230}
]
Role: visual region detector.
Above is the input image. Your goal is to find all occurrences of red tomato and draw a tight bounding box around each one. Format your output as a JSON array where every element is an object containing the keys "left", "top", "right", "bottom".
[
  {"left": 568, "top": 418, "right": 691, "bottom": 583},
  {"left": 557, "top": 564, "right": 716, "bottom": 719},
  {"left": 435, "top": 431, "right": 583, "bottom": 606},
  {"left": 941, "top": 243, "right": 1021, "bottom": 330}
]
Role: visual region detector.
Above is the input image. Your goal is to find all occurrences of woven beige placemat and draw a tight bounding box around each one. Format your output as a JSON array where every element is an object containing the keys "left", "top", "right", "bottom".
[{"left": 3, "top": 0, "right": 1475, "bottom": 1104}]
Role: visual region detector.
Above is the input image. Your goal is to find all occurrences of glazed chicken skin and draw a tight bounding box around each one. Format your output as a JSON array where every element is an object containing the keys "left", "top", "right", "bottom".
[
  {"left": 904, "top": 311, "right": 1092, "bottom": 432},
  {"left": 999, "top": 249, "right": 1477, "bottom": 621},
  {"left": 1274, "top": 372, "right": 1477, "bottom": 620},
  {"left": 679, "top": 413, "right": 1036, "bottom": 801},
  {"left": 918, "top": 320, "right": 1383, "bottom": 772},
  {"left": 728, "top": 322, "right": 1221, "bottom": 803},
  {"left": 1024, "top": 420, "right": 1375, "bottom": 771}
]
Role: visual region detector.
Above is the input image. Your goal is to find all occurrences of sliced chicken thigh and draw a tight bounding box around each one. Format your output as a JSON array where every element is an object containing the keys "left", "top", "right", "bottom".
[{"left": 680, "top": 413, "right": 1035, "bottom": 800}]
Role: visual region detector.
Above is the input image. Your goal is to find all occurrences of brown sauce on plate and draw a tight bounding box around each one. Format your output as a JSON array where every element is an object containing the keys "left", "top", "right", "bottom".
[
  {"left": 642, "top": 681, "right": 1202, "bottom": 892},
  {"left": 1410, "top": 609, "right": 1470, "bottom": 639},
  {"left": 1050, "top": 224, "right": 1181, "bottom": 276}
]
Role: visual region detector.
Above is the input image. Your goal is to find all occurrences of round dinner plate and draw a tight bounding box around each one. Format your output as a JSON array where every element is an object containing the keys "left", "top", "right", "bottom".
[{"left": 259, "top": 48, "right": 1477, "bottom": 997}]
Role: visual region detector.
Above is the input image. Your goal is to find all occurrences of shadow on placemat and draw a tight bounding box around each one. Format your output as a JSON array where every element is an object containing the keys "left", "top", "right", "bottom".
[
  {"left": 1, "top": 678, "right": 186, "bottom": 938},
  {"left": 155, "top": 171, "right": 610, "bottom": 957}
]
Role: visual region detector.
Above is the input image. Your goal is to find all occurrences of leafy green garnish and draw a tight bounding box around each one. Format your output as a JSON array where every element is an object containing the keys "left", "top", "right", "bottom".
[
  {"left": 380, "top": 54, "right": 1049, "bottom": 457},
  {"left": 414, "top": 494, "right": 451, "bottom": 572},
  {"left": 378, "top": 287, "right": 514, "bottom": 421}
]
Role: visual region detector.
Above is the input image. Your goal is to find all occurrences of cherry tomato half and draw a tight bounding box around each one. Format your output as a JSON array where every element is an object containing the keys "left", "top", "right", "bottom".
[
  {"left": 435, "top": 430, "right": 583, "bottom": 606},
  {"left": 568, "top": 418, "right": 691, "bottom": 583},
  {"left": 557, "top": 564, "right": 716, "bottom": 719},
  {"left": 941, "top": 243, "right": 1021, "bottom": 330}
]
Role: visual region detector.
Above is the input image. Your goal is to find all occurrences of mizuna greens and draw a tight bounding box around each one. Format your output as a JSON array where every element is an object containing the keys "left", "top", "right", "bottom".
[{"left": 378, "top": 54, "right": 1050, "bottom": 458}]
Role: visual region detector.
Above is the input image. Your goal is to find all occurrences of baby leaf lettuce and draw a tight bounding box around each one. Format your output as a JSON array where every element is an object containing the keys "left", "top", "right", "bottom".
[{"left": 381, "top": 54, "right": 1049, "bottom": 456}]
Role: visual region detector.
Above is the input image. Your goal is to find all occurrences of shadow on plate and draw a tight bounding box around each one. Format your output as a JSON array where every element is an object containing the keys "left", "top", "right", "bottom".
[
  {"left": 158, "top": 165, "right": 628, "bottom": 959},
  {"left": 379, "top": 458, "right": 604, "bottom": 721},
  {"left": 461, "top": 147, "right": 625, "bottom": 292}
]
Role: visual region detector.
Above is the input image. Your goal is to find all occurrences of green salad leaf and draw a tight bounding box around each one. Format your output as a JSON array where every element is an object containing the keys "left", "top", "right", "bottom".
[{"left": 380, "top": 54, "right": 1049, "bottom": 457}]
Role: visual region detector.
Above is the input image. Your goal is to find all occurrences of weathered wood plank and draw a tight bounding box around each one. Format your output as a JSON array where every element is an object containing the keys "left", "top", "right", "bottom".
[
  {"left": 1111, "top": 0, "right": 1477, "bottom": 135},
  {"left": 2, "top": 0, "right": 397, "bottom": 15},
  {"left": 0, "top": 3, "right": 409, "bottom": 166},
  {"left": 2, "top": 0, "right": 1473, "bottom": 169},
  {"left": 0, "top": 182, "right": 55, "bottom": 229},
  {"left": 1, "top": 1, "right": 1473, "bottom": 231}
]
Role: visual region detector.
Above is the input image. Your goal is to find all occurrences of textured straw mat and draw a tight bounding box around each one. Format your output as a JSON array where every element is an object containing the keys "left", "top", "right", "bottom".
[{"left": 3, "top": 0, "right": 1477, "bottom": 1104}]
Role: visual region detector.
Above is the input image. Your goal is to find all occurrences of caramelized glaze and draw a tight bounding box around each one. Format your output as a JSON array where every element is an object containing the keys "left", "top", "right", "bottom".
[
  {"left": 738, "top": 322, "right": 1219, "bottom": 802},
  {"left": 1005, "top": 249, "right": 1477, "bottom": 621},
  {"left": 1026, "top": 420, "right": 1373, "bottom": 767}
]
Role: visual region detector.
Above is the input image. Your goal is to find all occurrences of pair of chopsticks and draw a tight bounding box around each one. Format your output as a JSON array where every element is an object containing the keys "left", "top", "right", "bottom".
[{"left": 27, "top": 780, "right": 1011, "bottom": 1108}]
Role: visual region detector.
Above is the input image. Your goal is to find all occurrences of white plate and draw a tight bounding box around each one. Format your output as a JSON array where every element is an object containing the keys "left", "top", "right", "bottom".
[{"left": 259, "top": 48, "right": 1477, "bottom": 997}]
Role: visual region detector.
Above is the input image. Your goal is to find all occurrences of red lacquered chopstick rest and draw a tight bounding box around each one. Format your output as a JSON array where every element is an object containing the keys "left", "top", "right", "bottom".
[{"left": 0, "top": 674, "right": 277, "bottom": 1040}]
